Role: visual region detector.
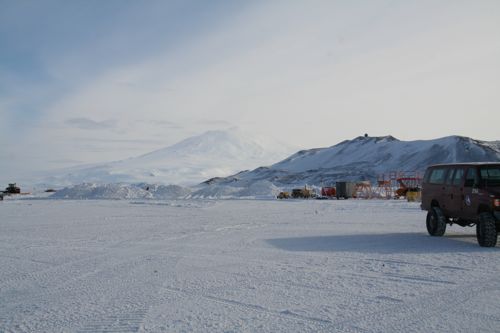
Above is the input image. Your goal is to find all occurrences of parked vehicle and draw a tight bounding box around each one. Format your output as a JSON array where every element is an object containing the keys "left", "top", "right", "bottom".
[
  {"left": 406, "top": 188, "right": 421, "bottom": 202},
  {"left": 5, "top": 183, "right": 21, "bottom": 194},
  {"left": 321, "top": 187, "right": 336, "bottom": 198},
  {"left": 421, "top": 163, "right": 500, "bottom": 247},
  {"left": 277, "top": 192, "right": 290, "bottom": 199},
  {"left": 291, "top": 187, "right": 315, "bottom": 199},
  {"left": 335, "top": 181, "right": 356, "bottom": 199}
]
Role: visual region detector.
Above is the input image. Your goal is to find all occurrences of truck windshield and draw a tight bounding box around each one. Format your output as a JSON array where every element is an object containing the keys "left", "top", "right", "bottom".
[{"left": 479, "top": 166, "right": 500, "bottom": 186}]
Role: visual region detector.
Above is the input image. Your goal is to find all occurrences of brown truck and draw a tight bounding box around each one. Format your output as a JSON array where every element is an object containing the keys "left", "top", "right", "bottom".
[{"left": 421, "top": 163, "right": 500, "bottom": 247}]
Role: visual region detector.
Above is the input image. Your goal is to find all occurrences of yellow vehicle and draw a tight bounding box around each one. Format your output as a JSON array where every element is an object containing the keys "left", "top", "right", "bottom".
[
  {"left": 291, "top": 187, "right": 315, "bottom": 199},
  {"left": 277, "top": 192, "right": 290, "bottom": 199}
]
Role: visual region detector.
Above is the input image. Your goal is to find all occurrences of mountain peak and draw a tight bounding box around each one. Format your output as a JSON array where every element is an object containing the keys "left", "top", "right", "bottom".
[
  {"left": 352, "top": 135, "right": 399, "bottom": 142},
  {"left": 337, "top": 135, "right": 399, "bottom": 147},
  {"left": 40, "top": 128, "right": 295, "bottom": 186},
  {"left": 256, "top": 134, "right": 500, "bottom": 185}
]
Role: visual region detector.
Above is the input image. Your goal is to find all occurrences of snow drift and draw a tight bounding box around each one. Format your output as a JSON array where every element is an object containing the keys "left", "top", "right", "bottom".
[
  {"left": 188, "top": 180, "right": 281, "bottom": 199},
  {"left": 50, "top": 183, "right": 192, "bottom": 200}
]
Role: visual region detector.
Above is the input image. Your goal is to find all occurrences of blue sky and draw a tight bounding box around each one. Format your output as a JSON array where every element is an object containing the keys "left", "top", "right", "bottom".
[
  {"left": 1, "top": 0, "right": 499, "bottom": 183},
  {"left": 1, "top": 0, "right": 243, "bottom": 129}
]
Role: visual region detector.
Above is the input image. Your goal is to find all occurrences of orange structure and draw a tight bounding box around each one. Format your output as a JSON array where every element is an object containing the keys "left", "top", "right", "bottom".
[
  {"left": 355, "top": 181, "right": 373, "bottom": 199},
  {"left": 365, "top": 171, "right": 423, "bottom": 199}
]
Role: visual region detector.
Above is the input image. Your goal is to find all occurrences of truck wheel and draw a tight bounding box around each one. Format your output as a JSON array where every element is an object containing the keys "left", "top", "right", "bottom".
[
  {"left": 476, "top": 212, "right": 497, "bottom": 247},
  {"left": 426, "top": 207, "right": 446, "bottom": 236}
]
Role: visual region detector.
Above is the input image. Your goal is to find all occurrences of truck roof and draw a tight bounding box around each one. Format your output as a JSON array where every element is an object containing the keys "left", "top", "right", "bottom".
[{"left": 427, "top": 162, "right": 500, "bottom": 168}]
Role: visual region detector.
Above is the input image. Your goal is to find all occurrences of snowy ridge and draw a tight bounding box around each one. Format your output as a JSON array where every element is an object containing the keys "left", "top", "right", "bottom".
[
  {"left": 200, "top": 135, "right": 500, "bottom": 196},
  {"left": 46, "top": 135, "right": 500, "bottom": 200},
  {"left": 271, "top": 135, "right": 500, "bottom": 174},
  {"left": 188, "top": 180, "right": 281, "bottom": 200},
  {"left": 47, "top": 181, "right": 281, "bottom": 200},
  {"left": 50, "top": 183, "right": 192, "bottom": 200}
]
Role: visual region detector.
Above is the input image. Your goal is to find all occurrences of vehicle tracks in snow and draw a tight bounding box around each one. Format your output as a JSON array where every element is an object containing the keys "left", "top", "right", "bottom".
[
  {"left": 0, "top": 231, "right": 191, "bottom": 293},
  {"left": 0, "top": 253, "right": 177, "bottom": 332},
  {"left": 201, "top": 266, "right": 387, "bottom": 305},
  {"left": 168, "top": 250, "right": 458, "bottom": 298},
  {"left": 330, "top": 277, "right": 500, "bottom": 332},
  {"left": 77, "top": 308, "right": 148, "bottom": 333},
  {"left": 160, "top": 285, "right": 353, "bottom": 332},
  {"left": 150, "top": 250, "right": 494, "bottom": 332}
]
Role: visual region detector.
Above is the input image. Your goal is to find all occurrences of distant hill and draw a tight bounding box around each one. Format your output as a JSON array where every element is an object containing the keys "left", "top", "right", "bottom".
[
  {"left": 199, "top": 135, "right": 500, "bottom": 190},
  {"left": 44, "top": 134, "right": 500, "bottom": 200},
  {"left": 40, "top": 128, "right": 295, "bottom": 186}
]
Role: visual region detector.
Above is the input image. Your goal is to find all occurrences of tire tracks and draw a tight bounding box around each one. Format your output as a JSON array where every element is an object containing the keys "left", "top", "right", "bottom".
[
  {"left": 330, "top": 277, "right": 500, "bottom": 332},
  {"left": 160, "top": 285, "right": 344, "bottom": 331},
  {"left": 77, "top": 308, "right": 148, "bottom": 333}
]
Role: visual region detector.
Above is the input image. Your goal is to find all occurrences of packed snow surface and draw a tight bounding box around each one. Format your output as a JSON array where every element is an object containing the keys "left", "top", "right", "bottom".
[{"left": 1, "top": 199, "right": 499, "bottom": 332}]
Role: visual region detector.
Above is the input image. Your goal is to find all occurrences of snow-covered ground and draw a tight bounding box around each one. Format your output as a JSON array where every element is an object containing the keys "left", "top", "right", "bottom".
[{"left": 1, "top": 199, "right": 499, "bottom": 332}]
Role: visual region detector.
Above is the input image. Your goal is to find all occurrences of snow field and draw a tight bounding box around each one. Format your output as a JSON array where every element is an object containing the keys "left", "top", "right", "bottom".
[{"left": 0, "top": 199, "right": 499, "bottom": 332}]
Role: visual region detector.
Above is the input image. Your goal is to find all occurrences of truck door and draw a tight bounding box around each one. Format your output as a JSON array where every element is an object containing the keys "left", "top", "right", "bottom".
[
  {"left": 441, "top": 168, "right": 456, "bottom": 215},
  {"left": 462, "top": 167, "right": 480, "bottom": 219},
  {"left": 448, "top": 168, "right": 465, "bottom": 215},
  {"left": 425, "top": 167, "right": 448, "bottom": 209}
]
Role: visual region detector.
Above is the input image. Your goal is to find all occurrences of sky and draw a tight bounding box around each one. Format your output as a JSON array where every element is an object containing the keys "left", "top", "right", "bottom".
[{"left": 1, "top": 0, "right": 500, "bottom": 182}]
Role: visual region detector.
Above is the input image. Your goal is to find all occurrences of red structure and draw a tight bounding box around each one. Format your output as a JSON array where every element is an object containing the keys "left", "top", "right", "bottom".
[
  {"left": 321, "top": 187, "right": 336, "bottom": 197},
  {"left": 367, "top": 171, "right": 423, "bottom": 199}
]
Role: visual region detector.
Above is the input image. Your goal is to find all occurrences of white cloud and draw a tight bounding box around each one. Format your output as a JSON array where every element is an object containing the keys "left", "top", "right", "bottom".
[
  {"left": 4, "top": 0, "right": 500, "bottom": 181},
  {"left": 65, "top": 117, "right": 116, "bottom": 130}
]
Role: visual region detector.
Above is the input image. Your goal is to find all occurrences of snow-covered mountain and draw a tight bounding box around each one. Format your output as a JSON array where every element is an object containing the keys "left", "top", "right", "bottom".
[
  {"left": 201, "top": 135, "right": 500, "bottom": 190},
  {"left": 41, "top": 128, "right": 295, "bottom": 186},
  {"left": 43, "top": 134, "right": 500, "bottom": 200}
]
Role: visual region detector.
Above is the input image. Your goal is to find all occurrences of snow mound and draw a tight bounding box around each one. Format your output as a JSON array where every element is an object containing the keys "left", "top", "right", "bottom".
[
  {"left": 189, "top": 180, "right": 280, "bottom": 199},
  {"left": 50, "top": 183, "right": 192, "bottom": 200}
]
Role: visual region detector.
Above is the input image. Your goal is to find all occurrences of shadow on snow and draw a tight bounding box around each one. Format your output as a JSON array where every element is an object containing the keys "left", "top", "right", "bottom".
[{"left": 266, "top": 232, "right": 499, "bottom": 254}]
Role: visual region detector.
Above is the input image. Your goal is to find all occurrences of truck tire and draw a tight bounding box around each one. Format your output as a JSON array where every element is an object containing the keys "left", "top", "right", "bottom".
[
  {"left": 426, "top": 207, "right": 446, "bottom": 236},
  {"left": 476, "top": 212, "right": 497, "bottom": 247}
]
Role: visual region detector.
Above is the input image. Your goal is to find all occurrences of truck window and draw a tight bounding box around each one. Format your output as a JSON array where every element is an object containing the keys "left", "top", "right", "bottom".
[
  {"left": 423, "top": 169, "right": 432, "bottom": 183},
  {"left": 452, "top": 169, "right": 464, "bottom": 186},
  {"left": 479, "top": 166, "right": 500, "bottom": 186},
  {"left": 429, "top": 168, "right": 447, "bottom": 184},
  {"left": 445, "top": 169, "right": 455, "bottom": 185},
  {"left": 464, "top": 168, "right": 479, "bottom": 187}
]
